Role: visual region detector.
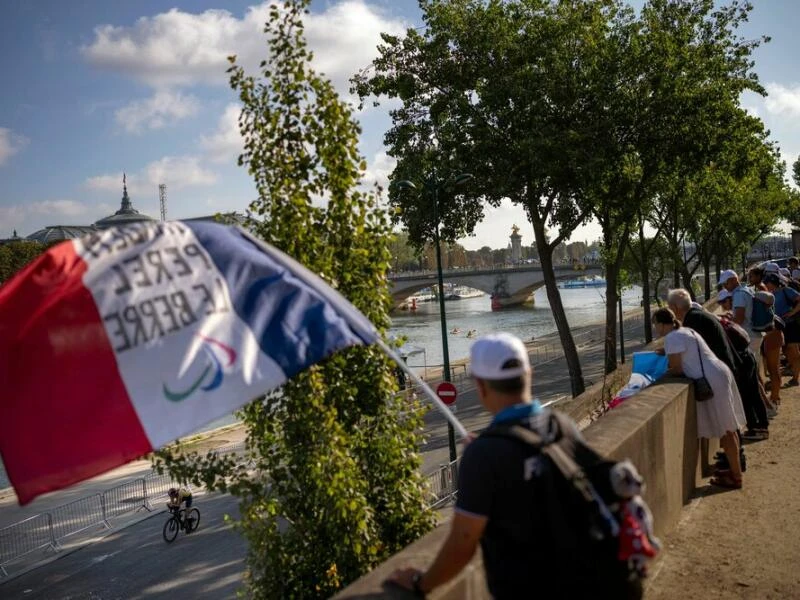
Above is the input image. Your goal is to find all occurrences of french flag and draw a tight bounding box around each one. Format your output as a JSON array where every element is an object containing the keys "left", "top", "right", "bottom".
[{"left": 0, "top": 221, "right": 378, "bottom": 505}]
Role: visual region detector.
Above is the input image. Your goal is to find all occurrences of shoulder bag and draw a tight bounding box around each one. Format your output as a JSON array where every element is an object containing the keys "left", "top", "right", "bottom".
[{"left": 688, "top": 330, "right": 713, "bottom": 402}]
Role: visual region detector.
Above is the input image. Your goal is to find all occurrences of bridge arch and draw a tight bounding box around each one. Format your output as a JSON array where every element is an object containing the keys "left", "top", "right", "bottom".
[{"left": 389, "top": 265, "right": 604, "bottom": 309}]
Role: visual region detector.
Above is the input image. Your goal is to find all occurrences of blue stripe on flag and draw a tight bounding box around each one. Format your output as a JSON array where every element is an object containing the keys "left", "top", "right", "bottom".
[{"left": 184, "top": 221, "right": 374, "bottom": 377}]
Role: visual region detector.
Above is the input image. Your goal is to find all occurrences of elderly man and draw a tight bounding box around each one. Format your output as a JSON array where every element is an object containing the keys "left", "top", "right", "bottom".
[
  {"left": 667, "top": 289, "right": 736, "bottom": 369},
  {"left": 388, "top": 332, "right": 642, "bottom": 599},
  {"left": 719, "top": 269, "right": 764, "bottom": 358},
  {"left": 668, "top": 289, "right": 766, "bottom": 440}
]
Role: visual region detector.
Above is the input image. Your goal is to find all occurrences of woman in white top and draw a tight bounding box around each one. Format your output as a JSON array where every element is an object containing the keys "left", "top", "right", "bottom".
[{"left": 652, "top": 307, "right": 746, "bottom": 489}]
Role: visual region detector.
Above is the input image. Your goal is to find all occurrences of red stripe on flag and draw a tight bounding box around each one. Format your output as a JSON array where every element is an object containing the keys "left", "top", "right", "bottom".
[{"left": 0, "top": 241, "right": 151, "bottom": 505}]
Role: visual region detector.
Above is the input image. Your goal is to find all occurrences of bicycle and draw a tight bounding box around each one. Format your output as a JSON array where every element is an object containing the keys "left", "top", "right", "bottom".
[{"left": 162, "top": 504, "right": 201, "bottom": 543}]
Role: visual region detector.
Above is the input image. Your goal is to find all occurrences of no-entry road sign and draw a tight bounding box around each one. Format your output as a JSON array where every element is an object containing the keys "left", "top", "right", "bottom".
[{"left": 436, "top": 381, "right": 458, "bottom": 406}]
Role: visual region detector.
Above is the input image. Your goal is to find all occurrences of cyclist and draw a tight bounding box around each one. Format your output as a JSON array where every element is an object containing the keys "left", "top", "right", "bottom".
[{"left": 167, "top": 487, "right": 194, "bottom": 526}]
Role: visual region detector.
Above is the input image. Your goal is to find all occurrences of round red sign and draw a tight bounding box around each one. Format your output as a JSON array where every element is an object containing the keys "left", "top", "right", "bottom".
[{"left": 436, "top": 381, "right": 458, "bottom": 406}]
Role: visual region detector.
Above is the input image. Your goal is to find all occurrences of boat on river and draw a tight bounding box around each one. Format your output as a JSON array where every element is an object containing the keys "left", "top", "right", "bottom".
[{"left": 559, "top": 276, "right": 606, "bottom": 289}]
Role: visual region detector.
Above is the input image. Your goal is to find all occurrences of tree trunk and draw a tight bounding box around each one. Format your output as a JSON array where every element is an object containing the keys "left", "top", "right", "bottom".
[
  {"left": 680, "top": 264, "right": 694, "bottom": 300},
  {"left": 532, "top": 218, "right": 585, "bottom": 397},
  {"left": 603, "top": 224, "right": 631, "bottom": 374},
  {"left": 703, "top": 252, "right": 712, "bottom": 301},
  {"left": 604, "top": 265, "right": 619, "bottom": 374}
]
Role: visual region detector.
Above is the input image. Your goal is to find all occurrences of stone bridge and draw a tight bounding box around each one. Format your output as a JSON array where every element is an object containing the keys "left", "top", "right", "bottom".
[{"left": 389, "top": 264, "right": 605, "bottom": 309}]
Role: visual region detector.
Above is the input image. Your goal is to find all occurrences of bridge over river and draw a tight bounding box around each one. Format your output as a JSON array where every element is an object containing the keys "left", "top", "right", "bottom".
[{"left": 389, "top": 263, "right": 604, "bottom": 308}]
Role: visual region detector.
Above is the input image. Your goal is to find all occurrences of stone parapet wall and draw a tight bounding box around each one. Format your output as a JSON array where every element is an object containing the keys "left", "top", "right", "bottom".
[{"left": 336, "top": 378, "right": 713, "bottom": 599}]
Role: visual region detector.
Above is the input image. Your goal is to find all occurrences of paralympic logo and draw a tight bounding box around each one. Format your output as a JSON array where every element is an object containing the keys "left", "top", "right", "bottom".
[{"left": 163, "top": 335, "right": 238, "bottom": 402}]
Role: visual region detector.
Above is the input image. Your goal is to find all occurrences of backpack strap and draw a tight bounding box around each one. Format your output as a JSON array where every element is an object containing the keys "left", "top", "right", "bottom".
[{"left": 484, "top": 412, "right": 620, "bottom": 537}]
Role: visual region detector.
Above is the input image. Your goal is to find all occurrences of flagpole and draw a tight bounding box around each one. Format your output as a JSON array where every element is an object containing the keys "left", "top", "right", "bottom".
[{"left": 376, "top": 339, "right": 469, "bottom": 440}]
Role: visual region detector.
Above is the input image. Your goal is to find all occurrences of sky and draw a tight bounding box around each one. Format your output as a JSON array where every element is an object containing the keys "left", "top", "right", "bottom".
[{"left": 1, "top": 1, "right": 798, "bottom": 251}]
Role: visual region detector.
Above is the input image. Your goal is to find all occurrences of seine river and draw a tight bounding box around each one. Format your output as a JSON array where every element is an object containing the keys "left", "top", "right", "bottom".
[
  {"left": 0, "top": 285, "right": 642, "bottom": 494},
  {"left": 390, "top": 285, "right": 644, "bottom": 372}
]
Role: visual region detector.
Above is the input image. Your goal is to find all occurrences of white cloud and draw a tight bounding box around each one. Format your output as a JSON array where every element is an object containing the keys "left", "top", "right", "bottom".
[
  {"left": 81, "top": 1, "right": 407, "bottom": 95},
  {"left": 0, "top": 128, "right": 29, "bottom": 166},
  {"left": 764, "top": 83, "right": 800, "bottom": 118},
  {"left": 85, "top": 156, "right": 218, "bottom": 196},
  {"left": 362, "top": 150, "right": 395, "bottom": 191},
  {"left": 115, "top": 90, "right": 200, "bottom": 133},
  {"left": 0, "top": 199, "right": 91, "bottom": 233},
  {"left": 200, "top": 103, "right": 243, "bottom": 163}
]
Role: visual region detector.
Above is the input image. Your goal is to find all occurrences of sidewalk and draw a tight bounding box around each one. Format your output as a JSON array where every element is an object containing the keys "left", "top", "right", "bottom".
[{"left": 646, "top": 381, "right": 800, "bottom": 598}]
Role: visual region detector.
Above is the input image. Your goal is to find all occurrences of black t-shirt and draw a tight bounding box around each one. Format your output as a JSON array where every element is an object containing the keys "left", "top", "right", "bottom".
[
  {"left": 682, "top": 307, "right": 739, "bottom": 373},
  {"left": 456, "top": 411, "right": 583, "bottom": 598}
]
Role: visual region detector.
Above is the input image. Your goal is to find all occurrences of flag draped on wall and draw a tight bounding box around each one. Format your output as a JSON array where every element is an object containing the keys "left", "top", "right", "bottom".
[{"left": 0, "top": 221, "right": 378, "bottom": 505}]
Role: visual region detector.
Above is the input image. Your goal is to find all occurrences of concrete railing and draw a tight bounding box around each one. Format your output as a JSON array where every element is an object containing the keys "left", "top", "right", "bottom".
[{"left": 336, "top": 378, "right": 715, "bottom": 599}]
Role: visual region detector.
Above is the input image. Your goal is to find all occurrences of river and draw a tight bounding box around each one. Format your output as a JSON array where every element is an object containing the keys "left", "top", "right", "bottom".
[{"left": 390, "top": 285, "right": 644, "bottom": 372}]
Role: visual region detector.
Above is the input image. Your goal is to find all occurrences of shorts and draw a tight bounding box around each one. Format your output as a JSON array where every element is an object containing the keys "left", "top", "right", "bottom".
[{"left": 184, "top": 496, "right": 193, "bottom": 509}]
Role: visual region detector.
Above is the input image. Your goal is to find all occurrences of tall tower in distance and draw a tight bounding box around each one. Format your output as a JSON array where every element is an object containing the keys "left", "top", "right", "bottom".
[
  {"left": 509, "top": 224, "right": 522, "bottom": 264},
  {"left": 159, "top": 184, "right": 167, "bottom": 222}
]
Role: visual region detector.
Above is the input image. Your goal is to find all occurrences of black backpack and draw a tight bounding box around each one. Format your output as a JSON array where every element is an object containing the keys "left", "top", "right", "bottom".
[{"left": 482, "top": 412, "right": 654, "bottom": 599}]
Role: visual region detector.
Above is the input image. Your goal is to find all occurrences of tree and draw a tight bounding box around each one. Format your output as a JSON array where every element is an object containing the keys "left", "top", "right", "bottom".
[
  {"left": 579, "top": 0, "right": 768, "bottom": 371},
  {"left": 355, "top": 0, "right": 630, "bottom": 397},
  {"left": 154, "top": 2, "right": 434, "bottom": 597},
  {"left": 793, "top": 157, "right": 800, "bottom": 188},
  {"left": 0, "top": 241, "right": 47, "bottom": 285},
  {"left": 388, "top": 231, "right": 422, "bottom": 272}
]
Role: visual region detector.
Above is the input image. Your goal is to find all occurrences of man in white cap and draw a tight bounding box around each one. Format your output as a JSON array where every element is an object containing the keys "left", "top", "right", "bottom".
[
  {"left": 719, "top": 269, "right": 763, "bottom": 355},
  {"left": 388, "top": 333, "right": 637, "bottom": 598}
]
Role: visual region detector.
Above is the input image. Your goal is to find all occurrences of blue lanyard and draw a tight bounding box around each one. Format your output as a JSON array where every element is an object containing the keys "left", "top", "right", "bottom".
[{"left": 491, "top": 400, "right": 543, "bottom": 426}]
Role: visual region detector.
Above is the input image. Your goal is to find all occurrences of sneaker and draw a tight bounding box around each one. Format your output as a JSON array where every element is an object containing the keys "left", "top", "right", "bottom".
[
  {"left": 783, "top": 379, "right": 799, "bottom": 388},
  {"left": 713, "top": 451, "right": 747, "bottom": 472},
  {"left": 767, "top": 405, "right": 778, "bottom": 419},
  {"left": 741, "top": 429, "right": 769, "bottom": 442}
]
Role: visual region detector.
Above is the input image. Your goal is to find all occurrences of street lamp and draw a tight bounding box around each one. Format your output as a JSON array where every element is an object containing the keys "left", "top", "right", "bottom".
[{"left": 396, "top": 171, "right": 473, "bottom": 463}]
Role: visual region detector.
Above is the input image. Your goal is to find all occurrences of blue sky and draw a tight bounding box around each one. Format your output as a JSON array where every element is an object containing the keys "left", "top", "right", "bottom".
[{"left": 1, "top": 1, "right": 798, "bottom": 250}]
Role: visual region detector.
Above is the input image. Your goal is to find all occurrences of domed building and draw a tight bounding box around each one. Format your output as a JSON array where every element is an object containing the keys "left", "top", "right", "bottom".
[
  {"left": 24, "top": 175, "right": 156, "bottom": 244},
  {"left": 25, "top": 225, "right": 98, "bottom": 245},
  {"left": 12, "top": 175, "right": 244, "bottom": 246},
  {"left": 93, "top": 175, "right": 156, "bottom": 229}
]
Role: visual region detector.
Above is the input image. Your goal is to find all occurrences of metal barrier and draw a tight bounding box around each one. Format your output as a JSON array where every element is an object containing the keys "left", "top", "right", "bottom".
[
  {"left": 49, "top": 494, "right": 109, "bottom": 543},
  {"left": 0, "top": 513, "right": 58, "bottom": 577},
  {"left": 143, "top": 472, "right": 178, "bottom": 508},
  {"left": 102, "top": 479, "right": 148, "bottom": 520},
  {"left": 425, "top": 460, "right": 459, "bottom": 509}
]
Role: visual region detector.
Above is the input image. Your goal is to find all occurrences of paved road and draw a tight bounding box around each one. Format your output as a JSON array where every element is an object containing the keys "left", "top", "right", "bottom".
[
  {"left": 418, "top": 317, "right": 648, "bottom": 471},
  {"left": 1, "top": 493, "right": 245, "bottom": 599}
]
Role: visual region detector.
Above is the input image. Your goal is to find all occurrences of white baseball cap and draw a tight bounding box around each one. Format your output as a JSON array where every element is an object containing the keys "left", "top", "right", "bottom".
[
  {"left": 717, "top": 289, "right": 733, "bottom": 303},
  {"left": 763, "top": 262, "right": 780, "bottom": 273},
  {"left": 470, "top": 332, "right": 531, "bottom": 380},
  {"left": 718, "top": 269, "right": 738, "bottom": 285}
]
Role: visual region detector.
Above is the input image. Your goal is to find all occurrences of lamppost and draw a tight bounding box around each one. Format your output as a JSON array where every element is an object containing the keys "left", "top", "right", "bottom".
[{"left": 396, "top": 171, "right": 473, "bottom": 463}]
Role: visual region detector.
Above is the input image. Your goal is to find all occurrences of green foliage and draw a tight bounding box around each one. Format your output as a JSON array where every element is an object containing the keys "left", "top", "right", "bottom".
[
  {"left": 0, "top": 241, "right": 48, "bottom": 285},
  {"left": 793, "top": 157, "right": 800, "bottom": 189},
  {"left": 153, "top": 1, "right": 434, "bottom": 597}
]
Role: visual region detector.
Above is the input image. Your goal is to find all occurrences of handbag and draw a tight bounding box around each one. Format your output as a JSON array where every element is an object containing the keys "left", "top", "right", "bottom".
[{"left": 689, "top": 331, "right": 713, "bottom": 402}]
